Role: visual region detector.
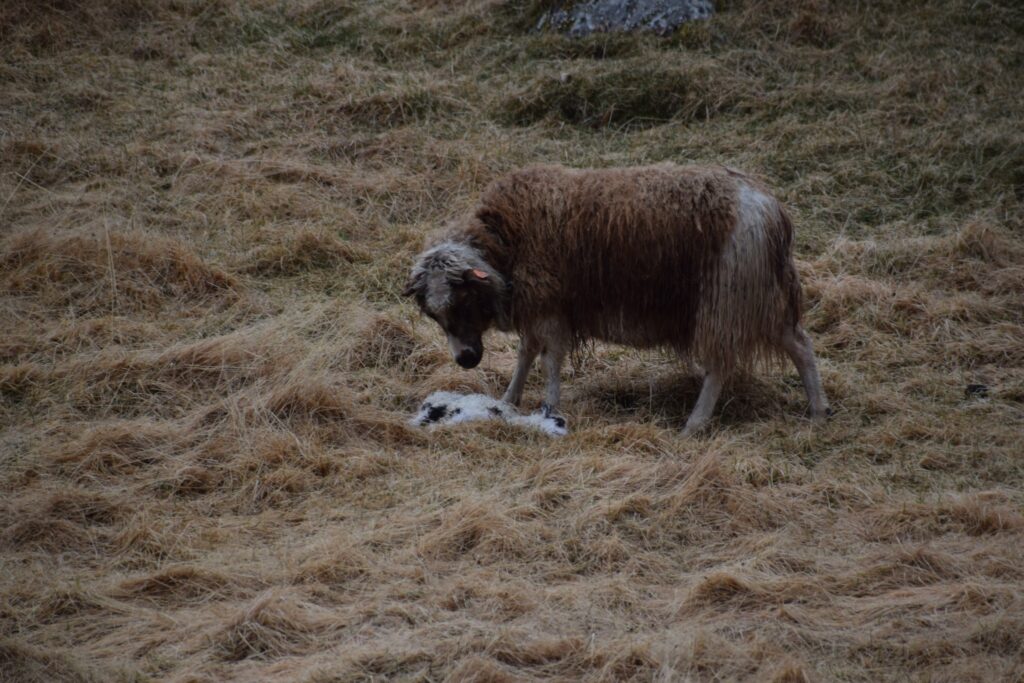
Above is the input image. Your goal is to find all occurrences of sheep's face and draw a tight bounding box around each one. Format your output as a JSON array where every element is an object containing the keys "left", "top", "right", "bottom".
[
  {"left": 404, "top": 243, "right": 502, "bottom": 370},
  {"left": 418, "top": 273, "right": 494, "bottom": 369}
]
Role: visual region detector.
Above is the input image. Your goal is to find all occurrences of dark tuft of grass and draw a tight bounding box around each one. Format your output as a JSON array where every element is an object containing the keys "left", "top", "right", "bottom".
[{"left": 502, "top": 61, "right": 738, "bottom": 128}]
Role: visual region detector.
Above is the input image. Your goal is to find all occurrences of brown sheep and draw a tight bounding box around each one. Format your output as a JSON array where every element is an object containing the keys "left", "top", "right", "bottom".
[{"left": 404, "top": 163, "right": 829, "bottom": 434}]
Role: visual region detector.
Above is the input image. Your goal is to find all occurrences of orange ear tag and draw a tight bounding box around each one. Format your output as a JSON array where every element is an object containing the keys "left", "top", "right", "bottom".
[{"left": 471, "top": 269, "right": 489, "bottom": 280}]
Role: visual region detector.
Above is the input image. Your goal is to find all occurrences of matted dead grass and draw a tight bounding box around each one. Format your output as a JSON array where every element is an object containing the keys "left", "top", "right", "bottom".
[{"left": 2, "top": 0, "right": 1023, "bottom": 680}]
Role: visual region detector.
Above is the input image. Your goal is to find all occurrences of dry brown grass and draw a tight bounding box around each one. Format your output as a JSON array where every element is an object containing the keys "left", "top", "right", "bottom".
[{"left": 2, "top": 0, "right": 1023, "bottom": 680}]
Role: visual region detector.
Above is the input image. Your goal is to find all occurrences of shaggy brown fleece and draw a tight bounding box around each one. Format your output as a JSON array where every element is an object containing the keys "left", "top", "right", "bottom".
[{"left": 448, "top": 163, "right": 800, "bottom": 371}]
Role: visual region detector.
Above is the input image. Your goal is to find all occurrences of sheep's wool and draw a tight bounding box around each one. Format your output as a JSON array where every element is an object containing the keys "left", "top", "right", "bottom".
[{"left": 410, "top": 391, "right": 567, "bottom": 436}]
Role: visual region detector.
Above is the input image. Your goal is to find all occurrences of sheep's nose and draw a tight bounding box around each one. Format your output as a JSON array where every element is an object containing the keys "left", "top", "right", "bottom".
[{"left": 456, "top": 349, "right": 481, "bottom": 369}]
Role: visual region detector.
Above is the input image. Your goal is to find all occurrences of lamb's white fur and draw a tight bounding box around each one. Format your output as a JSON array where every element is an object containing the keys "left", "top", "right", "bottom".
[{"left": 410, "top": 391, "right": 568, "bottom": 436}]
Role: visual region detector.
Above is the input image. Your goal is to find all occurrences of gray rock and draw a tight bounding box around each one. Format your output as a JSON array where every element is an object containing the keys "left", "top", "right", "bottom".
[{"left": 538, "top": 0, "right": 714, "bottom": 37}]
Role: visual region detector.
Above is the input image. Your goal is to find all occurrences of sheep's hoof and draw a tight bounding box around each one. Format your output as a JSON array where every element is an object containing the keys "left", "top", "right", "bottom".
[
  {"left": 682, "top": 421, "right": 708, "bottom": 438},
  {"left": 541, "top": 403, "right": 561, "bottom": 419},
  {"left": 810, "top": 406, "right": 834, "bottom": 421}
]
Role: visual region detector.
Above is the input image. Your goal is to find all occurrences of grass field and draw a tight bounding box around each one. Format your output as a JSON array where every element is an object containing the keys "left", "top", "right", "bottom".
[{"left": 2, "top": 1, "right": 1023, "bottom": 680}]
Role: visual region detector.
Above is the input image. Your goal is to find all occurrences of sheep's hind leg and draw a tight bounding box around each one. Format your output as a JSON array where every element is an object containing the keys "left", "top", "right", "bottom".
[
  {"left": 683, "top": 369, "right": 726, "bottom": 436},
  {"left": 781, "top": 324, "right": 830, "bottom": 419},
  {"left": 502, "top": 338, "right": 539, "bottom": 407}
]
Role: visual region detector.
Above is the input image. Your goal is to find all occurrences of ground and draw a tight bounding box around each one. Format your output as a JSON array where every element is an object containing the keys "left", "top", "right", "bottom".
[{"left": 1, "top": 1, "right": 1023, "bottom": 681}]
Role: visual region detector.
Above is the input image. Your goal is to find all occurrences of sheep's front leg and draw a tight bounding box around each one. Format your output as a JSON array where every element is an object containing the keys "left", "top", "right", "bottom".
[
  {"left": 501, "top": 337, "right": 539, "bottom": 407},
  {"left": 683, "top": 369, "right": 726, "bottom": 436},
  {"left": 540, "top": 340, "right": 567, "bottom": 416}
]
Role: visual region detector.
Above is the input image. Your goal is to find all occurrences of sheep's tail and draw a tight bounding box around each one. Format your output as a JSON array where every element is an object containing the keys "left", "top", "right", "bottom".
[{"left": 777, "top": 207, "right": 803, "bottom": 330}]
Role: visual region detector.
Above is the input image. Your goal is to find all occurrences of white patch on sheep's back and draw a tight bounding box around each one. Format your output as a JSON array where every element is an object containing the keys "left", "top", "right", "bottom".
[{"left": 410, "top": 391, "right": 568, "bottom": 436}]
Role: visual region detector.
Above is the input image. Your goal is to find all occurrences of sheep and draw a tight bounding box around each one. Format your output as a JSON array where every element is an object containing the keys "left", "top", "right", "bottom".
[{"left": 403, "top": 163, "right": 830, "bottom": 434}]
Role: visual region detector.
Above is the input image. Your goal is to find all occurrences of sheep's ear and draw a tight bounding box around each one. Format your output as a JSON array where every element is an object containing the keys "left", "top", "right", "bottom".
[
  {"left": 463, "top": 268, "right": 489, "bottom": 283},
  {"left": 402, "top": 276, "right": 420, "bottom": 297}
]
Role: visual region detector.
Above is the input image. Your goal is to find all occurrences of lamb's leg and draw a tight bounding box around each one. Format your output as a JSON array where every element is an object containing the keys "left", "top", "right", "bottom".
[
  {"left": 502, "top": 338, "right": 539, "bottom": 407},
  {"left": 540, "top": 341, "right": 567, "bottom": 416},
  {"left": 781, "top": 324, "right": 830, "bottom": 419},
  {"left": 683, "top": 369, "right": 726, "bottom": 436}
]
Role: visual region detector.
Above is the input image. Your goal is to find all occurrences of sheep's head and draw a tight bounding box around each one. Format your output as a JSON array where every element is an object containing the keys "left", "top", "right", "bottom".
[{"left": 404, "top": 242, "right": 505, "bottom": 370}]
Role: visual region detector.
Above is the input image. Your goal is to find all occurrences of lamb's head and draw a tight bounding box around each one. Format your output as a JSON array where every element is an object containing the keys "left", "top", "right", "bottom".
[{"left": 403, "top": 241, "right": 505, "bottom": 370}]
